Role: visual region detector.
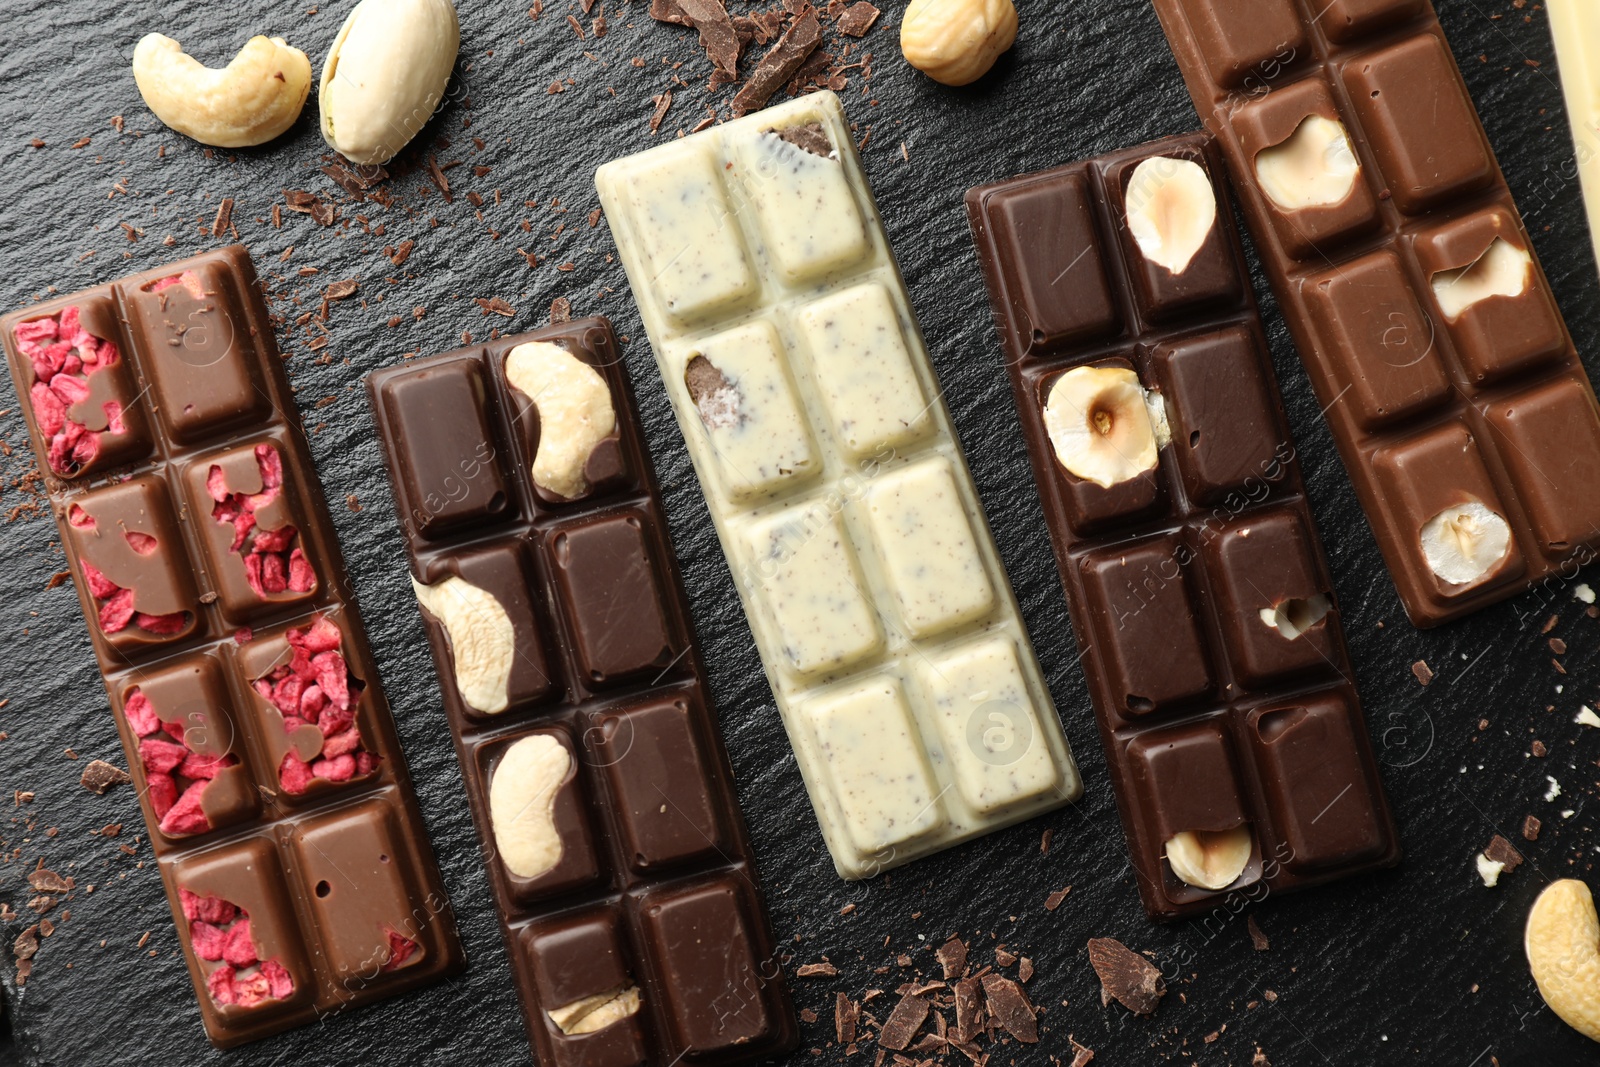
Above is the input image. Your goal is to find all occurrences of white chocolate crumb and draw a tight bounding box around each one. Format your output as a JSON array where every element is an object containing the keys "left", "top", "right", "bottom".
[
  {"left": 1476, "top": 853, "right": 1504, "bottom": 887},
  {"left": 1577, "top": 706, "right": 1600, "bottom": 729}
]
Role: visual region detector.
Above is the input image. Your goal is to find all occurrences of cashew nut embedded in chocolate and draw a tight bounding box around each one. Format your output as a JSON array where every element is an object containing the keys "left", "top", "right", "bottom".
[
  {"left": 132, "top": 34, "right": 312, "bottom": 148},
  {"left": 504, "top": 341, "right": 617, "bottom": 500},
  {"left": 411, "top": 575, "right": 516, "bottom": 714},
  {"left": 489, "top": 735, "right": 570, "bottom": 881},
  {"left": 548, "top": 984, "right": 643, "bottom": 1035}
]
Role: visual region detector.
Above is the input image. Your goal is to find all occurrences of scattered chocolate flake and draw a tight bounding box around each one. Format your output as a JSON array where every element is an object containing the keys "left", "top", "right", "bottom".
[
  {"left": 981, "top": 974, "right": 1037, "bottom": 1044},
  {"left": 1087, "top": 937, "right": 1165, "bottom": 1015},
  {"left": 100, "top": 823, "right": 122, "bottom": 837},
  {"left": 952, "top": 976, "right": 984, "bottom": 1044},
  {"left": 1248, "top": 915, "right": 1269, "bottom": 951},
  {"left": 1041, "top": 828, "right": 1053, "bottom": 855},
  {"left": 549, "top": 297, "right": 573, "bottom": 324},
  {"left": 390, "top": 239, "right": 416, "bottom": 267},
  {"left": 1253, "top": 1049, "right": 1272, "bottom": 1067},
  {"left": 47, "top": 570, "right": 71, "bottom": 588},
  {"left": 878, "top": 992, "right": 930, "bottom": 1051},
  {"left": 836, "top": 991, "right": 860, "bottom": 1044},
  {"left": 836, "top": 0, "right": 880, "bottom": 36},
  {"left": 1044, "top": 886, "right": 1071, "bottom": 911},
  {"left": 1550, "top": 637, "right": 1568, "bottom": 655},
  {"left": 324, "top": 279, "right": 359, "bottom": 301},
  {"left": 346, "top": 493, "right": 362, "bottom": 513},
  {"left": 994, "top": 946, "right": 1017, "bottom": 968},
  {"left": 1018, "top": 957, "right": 1034, "bottom": 983},
  {"left": 649, "top": 91, "right": 674, "bottom": 133},
  {"left": 1532, "top": 739, "right": 1548, "bottom": 757},
  {"left": 212, "top": 197, "right": 234, "bottom": 237},
  {"left": 566, "top": 12, "right": 587, "bottom": 38},
  {"left": 1411, "top": 660, "right": 1433, "bottom": 686},
  {"left": 678, "top": 0, "right": 742, "bottom": 78},
  {"left": 27, "top": 896, "right": 54, "bottom": 916},
  {"left": 799, "top": 1007, "right": 817, "bottom": 1024},
  {"left": 594, "top": 13, "right": 608, "bottom": 36},
  {"left": 475, "top": 297, "right": 515, "bottom": 317},
  {"left": 71, "top": 136, "right": 91, "bottom": 149},
  {"left": 1070, "top": 1036, "right": 1095, "bottom": 1067},
  {"left": 79, "top": 759, "right": 131, "bottom": 794},
  {"left": 936, "top": 936, "right": 967, "bottom": 979},
  {"left": 427, "top": 155, "right": 454, "bottom": 202},
  {"left": 310, "top": 200, "right": 336, "bottom": 227},
  {"left": 797, "top": 961, "right": 838, "bottom": 978},
  {"left": 776, "top": 121, "right": 833, "bottom": 157},
  {"left": 650, "top": 0, "right": 695, "bottom": 26},
  {"left": 1485, "top": 834, "right": 1524, "bottom": 872},
  {"left": 732, "top": 10, "right": 823, "bottom": 116},
  {"left": 588, "top": 207, "right": 603, "bottom": 227},
  {"left": 1524, "top": 814, "right": 1542, "bottom": 841},
  {"left": 28, "top": 869, "right": 73, "bottom": 894}
]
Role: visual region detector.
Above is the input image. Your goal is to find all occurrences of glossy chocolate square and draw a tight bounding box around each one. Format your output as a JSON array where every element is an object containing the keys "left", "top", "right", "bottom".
[
  {"left": 475, "top": 728, "right": 604, "bottom": 906},
  {"left": 1482, "top": 379, "right": 1600, "bottom": 557},
  {"left": 1106, "top": 149, "right": 1243, "bottom": 321},
  {"left": 547, "top": 509, "right": 678, "bottom": 687},
  {"left": 522, "top": 910, "right": 650, "bottom": 1067},
  {"left": 1173, "top": 0, "right": 1305, "bottom": 88},
  {"left": 1342, "top": 34, "right": 1493, "bottom": 215},
  {"left": 1307, "top": 0, "right": 1424, "bottom": 42},
  {"left": 1296, "top": 249, "right": 1450, "bottom": 429},
  {"left": 1230, "top": 77, "right": 1381, "bottom": 259}
]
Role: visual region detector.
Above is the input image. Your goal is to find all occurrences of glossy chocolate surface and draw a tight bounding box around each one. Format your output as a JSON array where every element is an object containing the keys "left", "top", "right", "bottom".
[
  {"left": 1150, "top": 0, "right": 1600, "bottom": 626},
  {"left": 966, "top": 135, "right": 1400, "bottom": 921},
  {"left": 366, "top": 318, "right": 796, "bottom": 1066},
  {"left": 0, "top": 247, "right": 464, "bottom": 1047}
]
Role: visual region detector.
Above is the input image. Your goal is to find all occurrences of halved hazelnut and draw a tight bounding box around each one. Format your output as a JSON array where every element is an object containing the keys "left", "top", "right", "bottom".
[
  {"left": 1258, "top": 594, "right": 1332, "bottom": 640},
  {"left": 1255, "top": 115, "right": 1360, "bottom": 212},
  {"left": 1165, "top": 827, "right": 1253, "bottom": 890},
  {"left": 1420, "top": 502, "right": 1512, "bottom": 586},
  {"left": 1431, "top": 238, "right": 1532, "bottom": 321},
  {"left": 549, "top": 983, "right": 643, "bottom": 1035},
  {"left": 1125, "top": 157, "right": 1217, "bottom": 275},
  {"left": 1043, "top": 366, "right": 1166, "bottom": 489}
]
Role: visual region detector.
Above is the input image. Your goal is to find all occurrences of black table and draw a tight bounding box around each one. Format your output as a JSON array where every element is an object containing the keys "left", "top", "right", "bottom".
[{"left": 0, "top": 0, "right": 1594, "bottom": 1063}]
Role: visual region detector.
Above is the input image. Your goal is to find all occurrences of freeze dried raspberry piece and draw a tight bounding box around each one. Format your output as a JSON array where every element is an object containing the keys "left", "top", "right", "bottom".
[
  {"left": 77, "top": 556, "right": 188, "bottom": 638},
  {"left": 208, "top": 444, "right": 316, "bottom": 600},
  {"left": 180, "top": 888, "right": 296, "bottom": 1009},
  {"left": 124, "top": 686, "right": 239, "bottom": 838},
  {"left": 15, "top": 306, "right": 126, "bottom": 476},
  {"left": 382, "top": 929, "right": 421, "bottom": 972},
  {"left": 257, "top": 619, "right": 381, "bottom": 794}
]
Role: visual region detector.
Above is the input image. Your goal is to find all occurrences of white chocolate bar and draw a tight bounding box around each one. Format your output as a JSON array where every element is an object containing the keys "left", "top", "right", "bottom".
[
  {"left": 1550, "top": 0, "right": 1600, "bottom": 278},
  {"left": 596, "top": 92, "right": 1081, "bottom": 879}
]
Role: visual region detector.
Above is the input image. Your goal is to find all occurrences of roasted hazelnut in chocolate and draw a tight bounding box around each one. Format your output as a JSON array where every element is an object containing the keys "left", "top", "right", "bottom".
[
  {"left": 0, "top": 247, "right": 464, "bottom": 1047},
  {"left": 967, "top": 134, "right": 1400, "bottom": 921}
]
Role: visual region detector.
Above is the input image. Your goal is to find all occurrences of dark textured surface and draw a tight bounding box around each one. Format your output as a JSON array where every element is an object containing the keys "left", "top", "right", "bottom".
[{"left": 0, "top": 1, "right": 1596, "bottom": 1064}]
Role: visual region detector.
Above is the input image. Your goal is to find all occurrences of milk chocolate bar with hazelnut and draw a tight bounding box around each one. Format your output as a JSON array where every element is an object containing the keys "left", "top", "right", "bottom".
[
  {"left": 365, "top": 319, "right": 797, "bottom": 1067},
  {"left": 966, "top": 134, "right": 1401, "bottom": 921},
  {"left": 1149, "top": 0, "right": 1600, "bottom": 627},
  {"left": 0, "top": 246, "right": 464, "bottom": 1047},
  {"left": 595, "top": 90, "right": 1082, "bottom": 880}
]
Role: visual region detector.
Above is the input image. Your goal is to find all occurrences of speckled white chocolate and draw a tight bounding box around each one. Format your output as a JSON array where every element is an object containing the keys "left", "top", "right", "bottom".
[{"left": 596, "top": 91, "right": 1081, "bottom": 879}]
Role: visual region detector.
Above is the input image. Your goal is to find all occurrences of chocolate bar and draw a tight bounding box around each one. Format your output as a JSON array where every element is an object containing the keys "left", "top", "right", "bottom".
[
  {"left": 595, "top": 90, "right": 1082, "bottom": 880},
  {"left": 366, "top": 318, "right": 797, "bottom": 1066},
  {"left": 0, "top": 247, "right": 464, "bottom": 1047},
  {"left": 1148, "top": 0, "right": 1600, "bottom": 627},
  {"left": 966, "top": 134, "right": 1401, "bottom": 921},
  {"left": 1549, "top": 1, "right": 1600, "bottom": 283}
]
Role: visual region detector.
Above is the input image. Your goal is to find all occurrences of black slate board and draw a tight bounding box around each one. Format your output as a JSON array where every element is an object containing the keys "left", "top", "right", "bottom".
[{"left": 0, "top": 1, "right": 1595, "bottom": 1064}]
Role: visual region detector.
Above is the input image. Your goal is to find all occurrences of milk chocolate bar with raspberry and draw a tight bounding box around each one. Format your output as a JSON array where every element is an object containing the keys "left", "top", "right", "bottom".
[{"left": 0, "top": 246, "right": 464, "bottom": 1047}]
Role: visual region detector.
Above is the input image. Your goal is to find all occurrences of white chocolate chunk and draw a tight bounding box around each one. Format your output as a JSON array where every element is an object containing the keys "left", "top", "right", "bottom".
[
  {"left": 1255, "top": 115, "right": 1361, "bottom": 212},
  {"left": 489, "top": 734, "right": 570, "bottom": 880},
  {"left": 740, "top": 505, "right": 883, "bottom": 676},
  {"left": 504, "top": 341, "right": 616, "bottom": 500},
  {"left": 411, "top": 575, "right": 515, "bottom": 713},
  {"left": 676, "top": 321, "right": 818, "bottom": 503},
  {"left": 796, "top": 283, "right": 932, "bottom": 457},
  {"left": 625, "top": 148, "right": 757, "bottom": 323},
  {"left": 803, "top": 677, "right": 944, "bottom": 855},
  {"left": 1043, "top": 365, "right": 1161, "bottom": 488},
  {"left": 1125, "top": 156, "right": 1218, "bottom": 275},
  {"left": 1431, "top": 238, "right": 1533, "bottom": 321},
  {"left": 924, "top": 638, "right": 1058, "bottom": 814},
  {"left": 729, "top": 124, "right": 869, "bottom": 284},
  {"left": 863, "top": 458, "right": 995, "bottom": 638},
  {"left": 1477, "top": 853, "right": 1505, "bottom": 888},
  {"left": 1420, "top": 502, "right": 1512, "bottom": 585},
  {"left": 548, "top": 984, "right": 642, "bottom": 1035}
]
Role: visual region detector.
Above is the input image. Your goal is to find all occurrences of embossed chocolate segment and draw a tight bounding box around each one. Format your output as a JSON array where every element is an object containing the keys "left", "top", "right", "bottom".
[
  {"left": 549, "top": 510, "right": 678, "bottom": 686},
  {"left": 521, "top": 910, "right": 649, "bottom": 1067}
]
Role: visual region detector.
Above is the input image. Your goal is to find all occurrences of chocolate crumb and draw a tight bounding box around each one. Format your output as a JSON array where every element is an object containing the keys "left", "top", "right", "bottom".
[
  {"left": 1040, "top": 828, "right": 1052, "bottom": 855},
  {"left": 475, "top": 296, "right": 515, "bottom": 317},
  {"left": 1044, "top": 886, "right": 1070, "bottom": 911},
  {"left": 952, "top": 975, "right": 984, "bottom": 1044},
  {"left": 1248, "top": 915, "right": 1269, "bottom": 951},
  {"left": 993, "top": 946, "right": 1017, "bottom": 968},
  {"left": 1523, "top": 814, "right": 1542, "bottom": 841},
  {"left": 79, "top": 759, "right": 130, "bottom": 794},
  {"left": 324, "top": 279, "right": 359, "bottom": 301},
  {"left": 1550, "top": 637, "right": 1567, "bottom": 654},
  {"left": 28, "top": 869, "right": 73, "bottom": 894},
  {"left": 776, "top": 121, "right": 834, "bottom": 157},
  {"left": 346, "top": 494, "right": 362, "bottom": 513},
  {"left": 1484, "top": 834, "right": 1523, "bottom": 872},
  {"left": 836, "top": 0, "right": 880, "bottom": 36},
  {"left": 100, "top": 823, "right": 122, "bottom": 837},
  {"left": 935, "top": 936, "right": 967, "bottom": 979},
  {"left": 390, "top": 239, "right": 415, "bottom": 267},
  {"left": 878, "top": 992, "right": 930, "bottom": 1051},
  {"left": 1087, "top": 937, "right": 1164, "bottom": 1015},
  {"left": 799, "top": 1007, "right": 817, "bottom": 1023},
  {"left": 1531, "top": 739, "right": 1547, "bottom": 758},
  {"left": 981, "top": 973, "right": 1037, "bottom": 1043},
  {"left": 797, "top": 961, "right": 838, "bottom": 978},
  {"left": 1069, "top": 1036, "right": 1095, "bottom": 1067},
  {"left": 47, "top": 570, "right": 71, "bottom": 589},
  {"left": 650, "top": 91, "right": 674, "bottom": 134},
  {"left": 1411, "top": 660, "right": 1434, "bottom": 686},
  {"left": 836, "top": 991, "right": 859, "bottom": 1044},
  {"left": 732, "top": 10, "right": 823, "bottom": 116},
  {"left": 212, "top": 198, "right": 234, "bottom": 238},
  {"left": 549, "top": 297, "right": 572, "bottom": 324},
  {"left": 1253, "top": 1048, "right": 1272, "bottom": 1067}
]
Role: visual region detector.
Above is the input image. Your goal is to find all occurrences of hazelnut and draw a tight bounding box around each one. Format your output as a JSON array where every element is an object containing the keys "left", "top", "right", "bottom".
[
  {"left": 1255, "top": 115, "right": 1361, "bottom": 212},
  {"left": 1419, "top": 501, "right": 1512, "bottom": 586},
  {"left": 1164, "top": 827, "right": 1253, "bottom": 891},
  {"left": 899, "top": 0, "right": 1017, "bottom": 87},
  {"left": 1124, "top": 157, "right": 1217, "bottom": 275},
  {"left": 1431, "top": 238, "right": 1532, "bottom": 321},
  {"left": 1043, "top": 365, "right": 1167, "bottom": 489}
]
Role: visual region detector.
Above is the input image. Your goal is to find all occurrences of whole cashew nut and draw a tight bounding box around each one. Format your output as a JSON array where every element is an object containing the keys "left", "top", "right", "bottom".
[
  {"left": 1526, "top": 879, "right": 1600, "bottom": 1042},
  {"left": 132, "top": 34, "right": 312, "bottom": 148},
  {"left": 320, "top": 0, "right": 461, "bottom": 166}
]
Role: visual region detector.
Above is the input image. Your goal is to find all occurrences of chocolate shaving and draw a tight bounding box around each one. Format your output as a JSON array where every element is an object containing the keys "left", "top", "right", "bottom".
[
  {"left": 549, "top": 297, "right": 572, "bottom": 324},
  {"left": 28, "top": 869, "right": 73, "bottom": 894},
  {"left": 836, "top": 991, "right": 859, "bottom": 1044},
  {"left": 732, "top": 10, "right": 822, "bottom": 116},
  {"left": 878, "top": 992, "right": 930, "bottom": 1051},
  {"left": 14, "top": 926, "right": 40, "bottom": 961},
  {"left": 776, "top": 121, "right": 833, "bottom": 157},
  {"left": 952, "top": 975, "right": 984, "bottom": 1044},
  {"left": 1087, "top": 937, "right": 1165, "bottom": 1015},
  {"left": 649, "top": 91, "right": 674, "bottom": 133},
  {"left": 1070, "top": 1036, "right": 1096, "bottom": 1067},
  {"left": 324, "top": 280, "right": 359, "bottom": 301},
  {"left": 935, "top": 936, "right": 967, "bottom": 980},
  {"left": 1248, "top": 915, "right": 1269, "bottom": 951},
  {"left": 1524, "top": 814, "right": 1542, "bottom": 841},
  {"left": 427, "top": 155, "right": 454, "bottom": 202},
  {"left": 309, "top": 200, "right": 336, "bottom": 227},
  {"left": 650, "top": 0, "right": 695, "bottom": 25},
  {"left": 1044, "top": 886, "right": 1071, "bottom": 911},
  {"left": 1018, "top": 957, "right": 1034, "bottom": 983},
  {"left": 836, "top": 0, "right": 880, "bottom": 36},
  {"left": 211, "top": 198, "right": 233, "bottom": 238},
  {"left": 390, "top": 239, "right": 415, "bottom": 267},
  {"left": 1411, "top": 659, "right": 1433, "bottom": 686},
  {"left": 981, "top": 973, "right": 1037, "bottom": 1043},
  {"left": 474, "top": 297, "right": 515, "bottom": 317},
  {"left": 797, "top": 961, "right": 838, "bottom": 977},
  {"left": 79, "top": 759, "right": 130, "bottom": 794},
  {"left": 676, "top": 0, "right": 742, "bottom": 77},
  {"left": 1484, "top": 834, "right": 1524, "bottom": 872}
]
